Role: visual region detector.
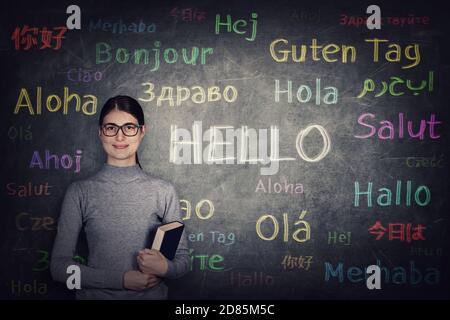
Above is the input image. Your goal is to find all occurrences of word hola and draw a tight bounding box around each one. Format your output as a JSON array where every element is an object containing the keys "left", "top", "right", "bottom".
[
  {"left": 256, "top": 211, "right": 311, "bottom": 243},
  {"left": 275, "top": 79, "right": 338, "bottom": 105}
]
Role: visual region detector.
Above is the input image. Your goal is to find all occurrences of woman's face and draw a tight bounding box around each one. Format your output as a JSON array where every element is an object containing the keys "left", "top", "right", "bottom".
[{"left": 99, "top": 109, "right": 146, "bottom": 167}]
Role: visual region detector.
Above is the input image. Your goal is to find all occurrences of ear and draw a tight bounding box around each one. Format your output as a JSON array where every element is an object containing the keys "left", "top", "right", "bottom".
[
  {"left": 140, "top": 125, "right": 146, "bottom": 137},
  {"left": 98, "top": 128, "right": 102, "bottom": 137}
]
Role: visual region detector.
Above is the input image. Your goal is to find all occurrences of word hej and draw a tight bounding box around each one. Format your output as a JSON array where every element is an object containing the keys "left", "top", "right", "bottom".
[
  {"left": 13, "top": 87, "right": 97, "bottom": 116},
  {"left": 355, "top": 113, "right": 442, "bottom": 140},
  {"left": 215, "top": 12, "right": 258, "bottom": 42},
  {"left": 139, "top": 82, "right": 237, "bottom": 107},
  {"left": 270, "top": 38, "right": 421, "bottom": 69},
  {"left": 11, "top": 26, "right": 67, "bottom": 50},
  {"left": 340, "top": 14, "right": 431, "bottom": 28},
  {"left": 30, "top": 150, "right": 82, "bottom": 173},
  {"left": 369, "top": 221, "right": 425, "bottom": 242},
  {"left": 170, "top": 121, "right": 331, "bottom": 175},
  {"left": 354, "top": 180, "right": 431, "bottom": 207},
  {"left": 325, "top": 260, "right": 440, "bottom": 285},
  {"left": 88, "top": 18, "right": 156, "bottom": 34},
  {"left": 358, "top": 71, "right": 433, "bottom": 98},
  {"left": 96, "top": 41, "right": 213, "bottom": 72}
]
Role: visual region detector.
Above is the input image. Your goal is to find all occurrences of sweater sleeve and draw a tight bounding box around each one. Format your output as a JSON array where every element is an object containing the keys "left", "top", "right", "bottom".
[
  {"left": 50, "top": 182, "right": 124, "bottom": 290},
  {"left": 161, "top": 184, "right": 190, "bottom": 279}
]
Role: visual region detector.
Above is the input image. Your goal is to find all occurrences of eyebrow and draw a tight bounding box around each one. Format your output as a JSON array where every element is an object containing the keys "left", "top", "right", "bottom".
[{"left": 102, "top": 122, "right": 139, "bottom": 126}]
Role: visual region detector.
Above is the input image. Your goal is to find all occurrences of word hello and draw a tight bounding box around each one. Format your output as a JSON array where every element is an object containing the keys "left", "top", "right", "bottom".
[
  {"left": 355, "top": 113, "right": 442, "bottom": 140},
  {"left": 67, "top": 68, "right": 103, "bottom": 83},
  {"left": 255, "top": 177, "right": 304, "bottom": 194},
  {"left": 188, "top": 231, "right": 235, "bottom": 246},
  {"left": 11, "top": 280, "right": 47, "bottom": 295},
  {"left": 170, "top": 121, "right": 331, "bottom": 175},
  {"left": 14, "top": 87, "right": 97, "bottom": 116},
  {"left": 30, "top": 150, "right": 82, "bottom": 173},
  {"left": 275, "top": 79, "right": 338, "bottom": 105},
  {"left": 215, "top": 12, "right": 258, "bottom": 41},
  {"left": 139, "top": 82, "right": 237, "bottom": 107},
  {"left": 16, "top": 212, "right": 56, "bottom": 231},
  {"left": 89, "top": 18, "right": 156, "bottom": 34},
  {"left": 189, "top": 249, "right": 225, "bottom": 271},
  {"left": 96, "top": 42, "right": 213, "bottom": 72},
  {"left": 269, "top": 38, "right": 421, "bottom": 69},
  {"left": 230, "top": 271, "right": 274, "bottom": 287},
  {"left": 324, "top": 260, "right": 440, "bottom": 285},
  {"left": 354, "top": 180, "right": 431, "bottom": 207},
  {"left": 6, "top": 182, "right": 52, "bottom": 197},
  {"left": 8, "top": 125, "right": 32, "bottom": 141}
]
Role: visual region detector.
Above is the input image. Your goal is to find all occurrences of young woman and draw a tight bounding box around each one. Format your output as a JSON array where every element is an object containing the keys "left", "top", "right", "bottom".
[{"left": 50, "top": 95, "right": 189, "bottom": 299}]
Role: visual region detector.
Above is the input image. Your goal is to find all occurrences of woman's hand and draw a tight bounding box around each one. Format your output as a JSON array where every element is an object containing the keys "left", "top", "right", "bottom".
[
  {"left": 123, "top": 270, "right": 161, "bottom": 291},
  {"left": 137, "top": 249, "right": 169, "bottom": 277}
]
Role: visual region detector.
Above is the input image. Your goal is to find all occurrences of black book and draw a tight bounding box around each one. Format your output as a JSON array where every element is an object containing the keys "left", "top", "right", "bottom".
[{"left": 150, "top": 221, "right": 184, "bottom": 260}]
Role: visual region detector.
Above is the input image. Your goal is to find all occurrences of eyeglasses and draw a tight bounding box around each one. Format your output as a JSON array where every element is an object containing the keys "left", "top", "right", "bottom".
[{"left": 101, "top": 123, "right": 142, "bottom": 137}]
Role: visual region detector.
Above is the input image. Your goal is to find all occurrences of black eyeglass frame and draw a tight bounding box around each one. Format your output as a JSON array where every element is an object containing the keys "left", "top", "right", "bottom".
[{"left": 100, "top": 122, "right": 143, "bottom": 137}]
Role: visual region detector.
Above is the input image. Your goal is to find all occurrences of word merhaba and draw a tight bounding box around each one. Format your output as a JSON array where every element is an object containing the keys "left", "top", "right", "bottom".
[
  {"left": 170, "top": 121, "right": 331, "bottom": 175},
  {"left": 270, "top": 38, "right": 420, "bottom": 69}
]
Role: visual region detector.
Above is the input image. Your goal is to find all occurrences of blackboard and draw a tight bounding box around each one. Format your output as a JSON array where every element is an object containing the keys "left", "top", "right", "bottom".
[{"left": 1, "top": 0, "right": 449, "bottom": 300}]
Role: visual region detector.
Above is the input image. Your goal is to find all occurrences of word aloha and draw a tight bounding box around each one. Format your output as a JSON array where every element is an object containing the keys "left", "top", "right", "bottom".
[
  {"left": 368, "top": 221, "right": 426, "bottom": 242},
  {"left": 270, "top": 38, "right": 421, "bottom": 69},
  {"left": 170, "top": 121, "right": 331, "bottom": 175},
  {"left": 281, "top": 255, "right": 313, "bottom": 271},
  {"left": 358, "top": 71, "right": 433, "bottom": 98},
  {"left": 11, "top": 26, "right": 67, "bottom": 50}
]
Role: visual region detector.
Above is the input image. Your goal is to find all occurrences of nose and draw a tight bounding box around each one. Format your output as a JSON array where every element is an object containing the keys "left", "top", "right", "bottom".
[{"left": 115, "top": 128, "right": 126, "bottom": 141}]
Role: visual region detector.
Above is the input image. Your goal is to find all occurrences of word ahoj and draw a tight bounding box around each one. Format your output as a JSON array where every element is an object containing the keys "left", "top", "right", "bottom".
[
  {"left": 355, "top": 113, "right": 442, "bottom": 140},
  {"left": 215, "top": 12, "right": 258, "bottom": 41},
  {"left": 88, "top": 18, "right": 156, "bottom": 34},
  {"left": 96, "top": 42, "right": 213, "bottom": 72},
  {"left": 14, "top": 87, "right": 97, "bottom": 116},
  {"left": 269, "top": 38, "right": 421, "bottom": 69},
  {"left": 369, "top": 221, "right": 426, "bottom": 242},
  {"left": 275, "top": 79, "right": 338, "bottom": 105},
  {"left": 30, "top": 149, "right": 82, "bottom": 173},
  {"left": 67, "top": 68, "right": 103, "bottom": 83},
  {"left": 324, "top": 260, "right": 439, "bottom": 285},
  {"left": 170, "top": 121, "right": 331, "bottom": 175},
  {"left": 255, "top": 177, "right": 304, "bottom": 194},
  {"left": 7, "top": 182, "right": 52, "bottom": 197},
  {"left": 139, "top": 82, "right": 237, "bottom": 107},
  {"left": 11, "top": 26, "right": 68, "bottom": 50},
  {"left": 358, "top": 71, "right": 434, "bottom": 98},
  {"left": 354, "top": 180, "right": 431, "bottom": 208}
]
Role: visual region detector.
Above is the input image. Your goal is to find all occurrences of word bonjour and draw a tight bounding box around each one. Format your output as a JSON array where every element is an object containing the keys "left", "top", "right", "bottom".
[
  {"left": 170, "top": 121, "right": 331, "bottom": 175},
  {"left": 14, "top": 87, "right": 97, "bottom": 116},
  {"left": 270, "top": 38, "right": 421, "bottom": 69},
  {"left": 30, "top": 149, "right": 82, "bottom": 173}
]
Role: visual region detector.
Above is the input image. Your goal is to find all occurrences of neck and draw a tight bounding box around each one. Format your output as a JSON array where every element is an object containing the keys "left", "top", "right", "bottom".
[
  {"left": 99, "top": 163, "right": 142, "bottom": 183},
  {"left": 107, "top": 158, "right": 137, "bottom": 167}
]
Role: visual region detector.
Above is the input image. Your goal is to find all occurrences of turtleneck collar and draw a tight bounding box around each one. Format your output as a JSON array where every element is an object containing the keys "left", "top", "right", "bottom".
[{"left": 98, "top": 163, "right": 143, "bottom": 183}]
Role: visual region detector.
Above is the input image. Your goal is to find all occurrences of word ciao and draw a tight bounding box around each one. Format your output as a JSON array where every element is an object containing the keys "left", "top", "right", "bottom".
[
  {"left": 170, "top": 121, "right": 331, "bottom": 175},
  {"left": 324, "top": 260, "right": 440, "bottom": 285},
  {"left": 270, "top": 38, "right": 421, "bottom": 69},
  {"left": 96, "top": 42, "right": 213, "bottom": 72},
  {"left": 67, "top": 68, "right": 103, "bottom": 83},
  {"left": 139, "top": 82, "right": 237, "bottom": 107},
  {"left": 14, "top": 87, "right": 97, "bottom": 116},
  {"left": 30, "top": 150, "right": 82, "bottom": 173},
  {"left": 88, "top": 18, "right": 156, "bottom": 34}
]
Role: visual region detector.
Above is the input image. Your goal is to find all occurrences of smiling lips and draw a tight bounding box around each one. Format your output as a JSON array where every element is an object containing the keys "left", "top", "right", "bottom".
[{"left": 113, "top": 144, "right": 129, "bottom": 149}]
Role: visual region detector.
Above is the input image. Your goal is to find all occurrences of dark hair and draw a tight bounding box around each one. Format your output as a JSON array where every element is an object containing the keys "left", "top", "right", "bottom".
[{"left": 99, "top": 95, "right": 145, "bottom": 169}]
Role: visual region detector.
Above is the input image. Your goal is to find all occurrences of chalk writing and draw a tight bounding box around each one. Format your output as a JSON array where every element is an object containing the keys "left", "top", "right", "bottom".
[
  {"left": 281, "top": 255, "right": 313, "bottom": 270},
  {"left": 255, "top": 178, "right": 304, "bottom": 194},
  {"left": 215, "top": 12, "right": 258, "bottom": 41},
  {"left": 274, "top": 79, "right": 338, "bottom": 105},
  {"left": 88, "top": 18, "right": 156, "bottom": 33},
  {"left": 170, "top": 7, "right": 206, "bottom": 22},
  {"left": 11, "top": 26, "right": 67, "bottom": 50},
  {"left": 29, "top": 149, "right": 82, "bottom": 173},
  {"left": 327, "top": 231, "right": 351, "bottom": 245},
  {"left": 7, "top": 182, "right": 52, "bottom": 197},
  {"left": 256, "top": 211, "right": 311, "bottom": 243},
  {"left": 368, "top": 221, "right": 426, "bottom": 242},
  {"left": 180, "top": 199, "right": 214, "bottom": 220},
  {"left": 230, "top": 271, "right": 274, "bottom": 287}
]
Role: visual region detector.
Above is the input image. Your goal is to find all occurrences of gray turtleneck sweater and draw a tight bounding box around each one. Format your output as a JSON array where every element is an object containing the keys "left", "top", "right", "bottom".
[{"left": 50, "top": 164, "right": 189, "bottom": 300}]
